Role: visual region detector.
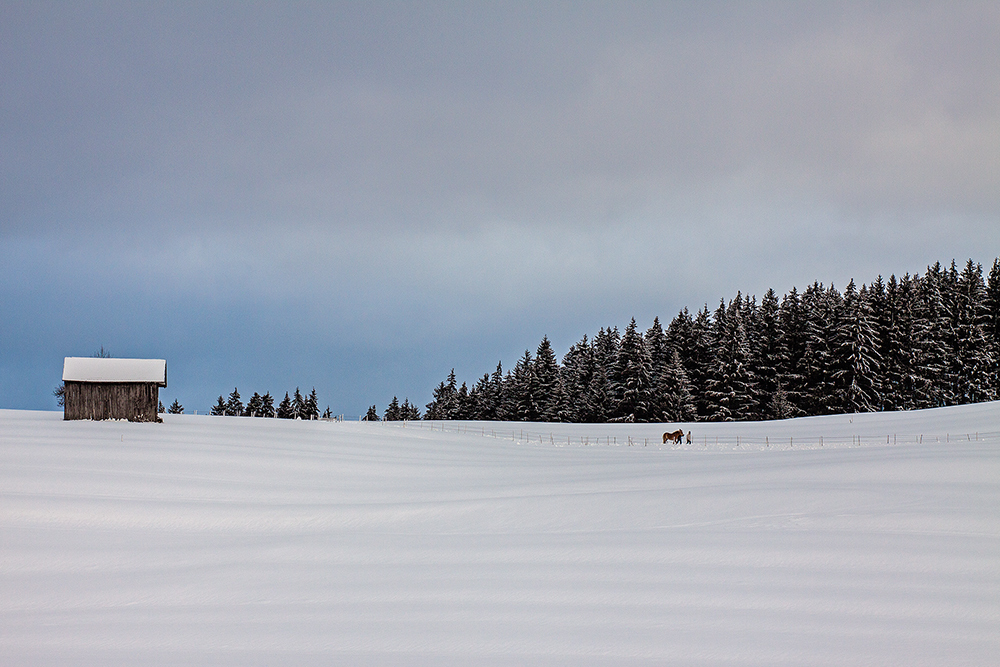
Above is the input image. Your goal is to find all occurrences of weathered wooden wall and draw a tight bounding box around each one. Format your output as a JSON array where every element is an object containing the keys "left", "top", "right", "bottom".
[{"left": 64, "top": 382, "right": 161, "bottom": 422}]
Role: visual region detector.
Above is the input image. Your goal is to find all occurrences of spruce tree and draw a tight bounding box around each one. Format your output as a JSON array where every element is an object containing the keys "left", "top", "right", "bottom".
[
  {"left": 688, "top": 307, "right": 715, "bottom": 419},
  {"left": 291, "top": 388, "right": 305, "bottom": 420},
  {"left": 644, "top": 317, "right": 670, "bottom": 408},
  {"left": 953, "top": 260, "right": 992, "bottom": 403},
  {"left": 211, "top": 395, "right": 227, "bottom": 416},
  {"left": 985, "top": 258, "right": 1000, "bottom": 397},
  {"left": 555, "top": 336, "right": 593, "bottom": 422},
  {"left": 913, "top": 264, "right": 953, "bottom": 407},
  {"left": 831, "top": 280, "right": 881, "bottom": 413},
  {"left": 424, "top": 382, "right": 446, "bottom": 420},
  {"left": 665, "top": 308, "right": 696, "bottom": 376},
  {"left": 364, "top": 405, "right": 379, "bottom": 421},
  {"left": 534, "top": 336, "right": 561, "bottom": 421},
  {"left": 509, "top": 351, "right": 539, "bottom": 421},
  {"left": 469, "top": 373, "right": 491, "bottom": 420},
  {"left": 867, "top": 275, "right": 893, "bottom": 410},
  {"left": 658, "top": 348, "right": 696, "bottom": 422},
  {"left": 739, "top": 293, "right": 767, "bottom": 420},
  {"left": 305, "top": 388, "right": 320, "bottom": 420},
  {"left": 880, "top": 275, "right": 908, "bottom": 410},
  {"left": 168, "top": 399, "right": 184, "bottom": 414},
  {"left": 244, "top": 392, "right": 263, "bottom": 417},
  {"left": 776, "top": 287, "right": 807, "bottom": 416},
  {"left": 546, "top": 370, "right": 573, "bottom": 423},
  {"left": 401, "top": 398, "right": 421, "bottom": 420},
  {"left": 261, "top": 392, "right": 275, "bottom": 417},
  {"left": 587, "top": 327, "right": 620, "bottom": 422},
  {"left": 425, "top": 371, "right": 459, "bottom": 419},
  {"left": 703, "top": 297, "right": 757, "bottom": 421},
  {"left": 443, "top": 370, "right": 460, "bottom": 418},
  {"left": 755, "top": 288, "right": 786, "bottom": 418},
  {"left": 797, "top": 283, "right": 842, "bottom": 414},
  {"left": 489, "top": 362, "right": 507, "bottom": 420},
  {"left": 384, "top": 396, "right": 401, "bottom": 421},
  {"left": 277, "top": 392, "right": 293, "bottom": 419},
  {"left": 614, "top": 318, "right": 654, "bottom": 422},
  {"left": 457, "top": 382, "right": 471, "bottom": 419}
]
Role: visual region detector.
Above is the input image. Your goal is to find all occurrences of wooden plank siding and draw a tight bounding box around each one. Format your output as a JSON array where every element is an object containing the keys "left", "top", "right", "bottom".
[{"left": 64, "top": 381, "right": 162, "bottom": 422}]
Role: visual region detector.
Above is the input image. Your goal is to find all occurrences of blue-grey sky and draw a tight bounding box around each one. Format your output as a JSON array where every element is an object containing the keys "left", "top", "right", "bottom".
[{"left": 2, "top": 1, "right": 998, "bottom": 416}]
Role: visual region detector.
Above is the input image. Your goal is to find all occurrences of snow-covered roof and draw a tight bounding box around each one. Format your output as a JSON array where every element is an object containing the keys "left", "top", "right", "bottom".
[{"left": 62, "top": 357, "right": 167, "bottom": 386}]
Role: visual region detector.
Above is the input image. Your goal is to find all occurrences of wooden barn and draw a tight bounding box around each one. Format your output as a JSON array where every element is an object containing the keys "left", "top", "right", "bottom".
[{"left": 62, "top": 357, "right": 167, "bottom": 422}]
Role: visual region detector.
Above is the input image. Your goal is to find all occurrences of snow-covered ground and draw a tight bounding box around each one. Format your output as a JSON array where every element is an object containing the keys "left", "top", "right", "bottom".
[{"left": 2, "top": 404, "right": 998, "bottom": 666}]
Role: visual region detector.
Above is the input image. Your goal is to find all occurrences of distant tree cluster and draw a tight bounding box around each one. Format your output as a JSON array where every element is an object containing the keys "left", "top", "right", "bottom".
[
  {"left": 382, "top": 397, "right": 422, "bottom": 421},
  {"left": 211, "top": 387, "right": 330, "bottom": 420},
  {"left": 419, "top": 259, "right": 1000, "bottom": 423}
]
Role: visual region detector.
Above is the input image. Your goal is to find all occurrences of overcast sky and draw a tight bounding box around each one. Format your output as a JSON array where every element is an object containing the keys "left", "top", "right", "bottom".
[{"left": 2, "top": 1, "right": 998, "bottom": 415}]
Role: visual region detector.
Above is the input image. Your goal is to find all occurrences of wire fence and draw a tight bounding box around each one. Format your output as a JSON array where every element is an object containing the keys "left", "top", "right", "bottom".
[{"left": 355, "top": 419, "right": 1000, "bottom": 451}]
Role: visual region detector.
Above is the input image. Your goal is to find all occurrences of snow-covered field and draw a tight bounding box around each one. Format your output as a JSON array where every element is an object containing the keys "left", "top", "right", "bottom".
[{"left": 2, "top": 405, "right": 998, "bottom": 666}]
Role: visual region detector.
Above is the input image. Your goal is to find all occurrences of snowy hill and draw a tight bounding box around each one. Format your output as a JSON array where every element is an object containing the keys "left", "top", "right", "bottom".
[{"left": 2, "top": 404, "right": 998, "bottom": 665}]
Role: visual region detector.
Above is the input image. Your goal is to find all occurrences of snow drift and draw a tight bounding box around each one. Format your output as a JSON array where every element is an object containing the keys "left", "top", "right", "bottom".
[{"left": 1, "top": 404, "right": 998, "bottom": 665}]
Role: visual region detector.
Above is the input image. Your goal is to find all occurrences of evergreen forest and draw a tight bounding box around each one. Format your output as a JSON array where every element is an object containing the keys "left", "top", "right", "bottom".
[
  {"left": 209, "top": 387, "right": 330, "bottom": 420},
  {"left": 416, "top": 259, "right": 1000, "bottom": 423}
]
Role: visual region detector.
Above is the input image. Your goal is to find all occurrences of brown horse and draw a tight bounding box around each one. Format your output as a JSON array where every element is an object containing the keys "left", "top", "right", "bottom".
[{"left": 662, "top": 429, "right": 684, "bottom": 444}]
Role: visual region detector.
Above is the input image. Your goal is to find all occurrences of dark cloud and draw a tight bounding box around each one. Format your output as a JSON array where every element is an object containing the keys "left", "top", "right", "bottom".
[{"left": 2, "top": 1, "right": 998, "bottom": 412}]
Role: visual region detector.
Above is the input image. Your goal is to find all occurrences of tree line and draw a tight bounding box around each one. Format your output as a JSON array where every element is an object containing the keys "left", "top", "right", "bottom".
[
  {"left": 413, "top": 258, "right": 1000, "bottom": 423},
  {"left": 210, "top": 387, "right": 331, "bottom": 419}
]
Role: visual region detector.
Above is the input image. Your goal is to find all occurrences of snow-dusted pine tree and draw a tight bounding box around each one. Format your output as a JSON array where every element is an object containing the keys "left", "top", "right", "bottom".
[
  {"left": 260, "top": 392, "right": 275, "bottom": 417},
  {"left": 384, "top": 396, "right": 401, "bottom": 421},
  {"left": 276, "top": 392, "right": 293, "bottom": 419},
  {"left": 831, "top": 280, "right": 881, "bottom": 413},
  {"left": 304, "top": 388, "right": 319, "bottom": 420},
  {"left": 614, "top": 318, "right": 655, "bottom": 422},
  {"left": 225, "top": 388, "right": 243, "bottom": 417},
  {"left": 986, "top": 259, "right": 1000, "bottom": 397},
  {"left": 952, "top": 260, "right": 993, "bottom": 403},
  {"left": 244, "top": 392, "right": 263, "bottom": 417},
  {"left": 510, "top": 350, "right": 540, "bottom": 421},
  {"left": 658, "top": 348, "right": 696, "bottom": 422},
  {"left": 211, "top": 395, "right": 227, "bottom": 416},
  {"left": 534, "top": 336, "right": 561, "bottom": 421},
  {"left": 797, "top": 283, "right": 842, "bottom": 414},
  {"left": 754, "top": 288, "right": 787, "bottom": 419},
  {"left": 912, "top": 264, "right": 954, "bottom": 408},
  {"left": 556, "top": 336, "right": 594, "bottom": 422},
  {"left": 703, "top": 297, "right": 757, "bottom": 421}
]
